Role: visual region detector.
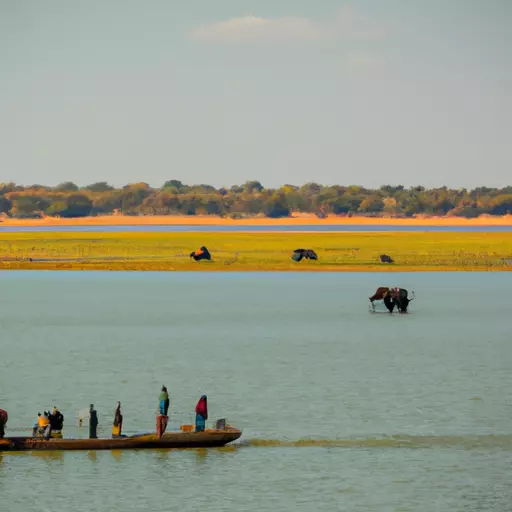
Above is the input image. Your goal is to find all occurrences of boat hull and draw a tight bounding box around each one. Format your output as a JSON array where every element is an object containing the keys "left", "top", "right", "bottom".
[{"left": 0, "top": 429, "right": 242, "bottom": 452}]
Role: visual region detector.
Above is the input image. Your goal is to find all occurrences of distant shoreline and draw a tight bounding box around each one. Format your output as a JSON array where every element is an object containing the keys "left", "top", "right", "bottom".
[{"left": 1, "top": 213, "right": 511, "bottom": 227}]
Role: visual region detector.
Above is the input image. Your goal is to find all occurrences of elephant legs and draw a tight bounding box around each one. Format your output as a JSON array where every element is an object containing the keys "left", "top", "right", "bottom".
[
  {"left": 383, "top": 295, "right": 395, "bottom": 313},
  {"left": 396, "top": 298, "right": 410, "bottom": 313}
]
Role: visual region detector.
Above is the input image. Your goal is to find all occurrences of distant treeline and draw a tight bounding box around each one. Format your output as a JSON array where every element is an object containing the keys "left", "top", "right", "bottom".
[{"left": 1, "top": 181, "right": 511, "bottom": 219}]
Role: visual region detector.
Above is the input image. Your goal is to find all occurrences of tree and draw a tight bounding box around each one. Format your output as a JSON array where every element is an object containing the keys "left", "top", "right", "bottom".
[
  {"left": 490, "top": 195, "right": 512, "bottom": 215},
  {"left": 380, "top": 185, "right": 404, "bottom": 196},
  {"left": 61, "top": 194, "right": 93, "bottom": 217},
  {"left": 54, "top": 181, "right": 79, "bottom": 192},
  {"left": 263, "top": 192, "right": 290, "bottom": 218},
  {"left": 300, "top": 182, "right": 322, "bottom": 195},
  {"left": 10, "top": 196, "right": 48, "bottom": 217},
  {"left": 46, "top": 200, "right": 68, "bottom": 216},
  {"left": 328, "top": 194, "right": 362, "bottom": 214},
  {"left": 243, "top": 181, "right": 264, "bottom": 194},
  {"left": 0, "top": 179, "right": 509, "bottom": 219},
  {"left": 163, "top": 180, "right": 185, "bottom": 191},
  {"left": 84, "top": 182, "right": 114, "bottom": 192},
  {"left": 359, "top": 195, "right": 384, "bottom": 213},
  {"left": 0, "top": 196, "right": 12, "bottom": 214}
]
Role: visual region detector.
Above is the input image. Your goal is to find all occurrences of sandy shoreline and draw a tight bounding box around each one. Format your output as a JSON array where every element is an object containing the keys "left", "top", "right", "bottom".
[{"left": 1, "top": 214, "right": 511, "bottom": 227}]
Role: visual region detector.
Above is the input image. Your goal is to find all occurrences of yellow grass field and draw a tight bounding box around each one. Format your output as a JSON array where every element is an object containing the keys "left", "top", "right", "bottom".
[{"left": 0, "top": 231, "right": 511, "bottom": 271}]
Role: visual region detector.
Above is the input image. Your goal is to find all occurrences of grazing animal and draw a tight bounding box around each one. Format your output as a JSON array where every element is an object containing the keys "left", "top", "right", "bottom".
[
  {"left": 369, "top": 286, "right": 412, "bottom": 313},
  {"left": 190, "top": 246, "right": 211, "bottom": 261},
  {"left": 380, "top": 254, "right": 394, "bottom": 263},
  {"left": 291, "top": 249, "right": 318, "bottom": 262}
]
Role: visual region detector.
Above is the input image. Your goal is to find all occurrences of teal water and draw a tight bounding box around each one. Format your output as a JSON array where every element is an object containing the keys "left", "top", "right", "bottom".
[
  {"left": 1, "top": 224, "right": 511, "bottom": 233},
  {"left": 0, "top": 271, "right": 511, "bottom": 511}
]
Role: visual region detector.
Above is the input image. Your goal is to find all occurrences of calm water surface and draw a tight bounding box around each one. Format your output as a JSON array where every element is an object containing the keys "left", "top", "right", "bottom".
[
  {"left": 1, "top": 224, "right": 511, "bottom": 233},
  {"left": 1, "top": 271, "right": 511, "bottom": 511}
]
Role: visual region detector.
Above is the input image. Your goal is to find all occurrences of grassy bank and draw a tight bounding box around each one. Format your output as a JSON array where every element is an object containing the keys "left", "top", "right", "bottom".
[{"left": 0, "top": 232, "right": 511, "bottom": 271}]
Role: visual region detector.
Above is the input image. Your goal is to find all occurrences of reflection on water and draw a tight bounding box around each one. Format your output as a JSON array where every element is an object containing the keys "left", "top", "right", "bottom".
[
  {"left": 2, "top": 433, "right": 511, "bottom": 464},
  {"left": 111, "top": 449, "right": 122, "bottom": 462}
]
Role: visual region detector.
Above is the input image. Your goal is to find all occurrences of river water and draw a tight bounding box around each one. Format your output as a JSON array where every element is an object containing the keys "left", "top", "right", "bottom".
[
  {"left": 1, "top": 224, "right": 512, "bottom": 233},
  {"left": 0, "top": 271, "right": 511, "bottom": 511}
]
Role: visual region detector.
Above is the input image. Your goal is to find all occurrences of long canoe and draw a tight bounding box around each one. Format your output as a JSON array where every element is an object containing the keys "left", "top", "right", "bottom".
[{"left": 0, "top": 428, "right": 242, "bottom": 452}]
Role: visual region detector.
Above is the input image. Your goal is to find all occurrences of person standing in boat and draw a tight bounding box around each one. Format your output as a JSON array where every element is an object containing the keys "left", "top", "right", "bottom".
[
  {"left": 89, "top": 404, "right": 99, "bottom": 439},
  {"left": 159, "top": 386, "right": 170, "bottom": 417},
  {"left": 112, "top": 402, "right": 123, "bottom": 438},
  {"left": 0, "top": 408, "right": 8, "bottom": 438},
  {"left": 195, "top": 395, "right": 208, "bottom": 432},
  {"left": 49, "top": 407, "right": 64, "bottom": 437}
]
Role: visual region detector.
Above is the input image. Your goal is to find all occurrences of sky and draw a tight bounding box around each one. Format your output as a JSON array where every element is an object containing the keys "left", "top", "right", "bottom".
[{"left": 1, "top": 0, "right": 511, "bottom": 189}]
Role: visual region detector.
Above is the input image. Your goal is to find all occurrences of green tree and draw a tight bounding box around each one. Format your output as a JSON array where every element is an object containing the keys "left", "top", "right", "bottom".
[
  {"left": 243, "top": 180, "right": 264, "bottom": 194},
  {"left": 54, "top": 181, "right": 79, "bottom": 192},
  {"left": 84, "top": 182, "right": 114, "bottom": 192},
  {"left": 61, "top": 194, "right": 93, "bottom": 217},
  {"left": 11, "top": 196, "right": 49, "bottom": 217},
  {"left": 490, "top": 195, "right": 512, "bottom": 215},
  {"left": 0, "top": 196, "right": 12, "bottom": 214},
  {"left": 359, "top": 195, "right": 384, "bottom": 213},
  {"left": 163, "top": 180, "right": 186, "bottom": 191},
  {"left": 46, "top": 200, "right": 68, "bottom": 216},
  {"left": 263, "top": 192, "right": 290, "bottom": 218}
]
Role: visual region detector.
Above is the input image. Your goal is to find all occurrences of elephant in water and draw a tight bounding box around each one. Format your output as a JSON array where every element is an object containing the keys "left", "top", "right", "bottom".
[{"left": 369, "top": 287, "right": 412, "bottom": 313}]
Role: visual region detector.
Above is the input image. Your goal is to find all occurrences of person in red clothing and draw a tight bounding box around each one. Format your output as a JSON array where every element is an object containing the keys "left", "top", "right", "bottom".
[
  {"left": 195, "top": 395, "right": 208, "bottom": 432},
  {"left": 0, "top": 409, "right": 8, "bottom": 438}
]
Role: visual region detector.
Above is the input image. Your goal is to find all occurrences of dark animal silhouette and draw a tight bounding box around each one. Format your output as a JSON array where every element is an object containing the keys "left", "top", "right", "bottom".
[
  {"left": 291, "top": 249, "right": 318, "bottom": 262},
  {"left": 369, "top": 286, "right": 412, "bottom": 313},
  {"left": 380, "top": 254, "right": 394, "bottom": 263},
  {"left": 190, "top": 246, "right": 211, "bottom": 261}
]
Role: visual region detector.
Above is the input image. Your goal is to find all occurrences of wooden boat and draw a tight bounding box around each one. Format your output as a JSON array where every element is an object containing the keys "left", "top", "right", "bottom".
[{"left": 0, "top": 427, "right": 242, "bottom": 452}]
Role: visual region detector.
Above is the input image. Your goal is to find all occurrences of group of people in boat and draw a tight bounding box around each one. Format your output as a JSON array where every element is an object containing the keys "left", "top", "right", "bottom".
[
  {"left": 156, "top": 386, "right": 208, "bottom": 437},
  {"left": 0, "top": 390, "right": 208, "bottom": 440},
  {"left": 29, "top": 403, "right": 113, "bottom": 440},
  {"left": 33, "top": 407, "right": 65, "bottom": 438}
]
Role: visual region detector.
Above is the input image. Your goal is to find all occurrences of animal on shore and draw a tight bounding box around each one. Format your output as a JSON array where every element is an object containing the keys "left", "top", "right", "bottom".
[
  {"left": 380, "top": 254, "right": 394, "bottom": 263},
  {"left": 190, "top": 246, "right": 211, "bottom": 261},
  {"left": 291, "top": 249, "right": 318, "bottom": 262}
]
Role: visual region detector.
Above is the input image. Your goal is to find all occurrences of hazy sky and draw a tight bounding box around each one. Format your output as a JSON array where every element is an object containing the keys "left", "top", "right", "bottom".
[{"left": 1, "top": 0, "right": 510, "bottom": 189}]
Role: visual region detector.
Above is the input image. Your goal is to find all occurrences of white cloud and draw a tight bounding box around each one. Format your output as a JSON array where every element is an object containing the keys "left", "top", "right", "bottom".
[
  {"left": 189, "top": 15, "right": 328, "bottom": 44},
  {"left": 188, "top": 6, "right": 387, "bottom": 45},
  {"left": 343, "top": 53, "right": 382, "bottom": 70}
]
